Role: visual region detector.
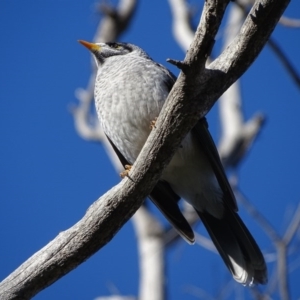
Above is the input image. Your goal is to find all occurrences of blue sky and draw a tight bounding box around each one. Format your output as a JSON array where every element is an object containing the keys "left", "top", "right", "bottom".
[{"left": 0, "top": 1, "right": 300, "bottom": 299}]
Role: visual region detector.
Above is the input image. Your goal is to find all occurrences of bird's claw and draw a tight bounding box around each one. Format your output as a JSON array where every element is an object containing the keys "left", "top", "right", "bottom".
[
  {"left": 120, "top": 164, "right": 132, "bottom": 178},
  {"left": 150, "top": 117, "right": 158, "bottom": 130}
]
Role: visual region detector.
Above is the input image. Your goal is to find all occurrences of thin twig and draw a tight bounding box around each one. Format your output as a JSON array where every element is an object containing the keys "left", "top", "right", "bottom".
[
  {"left": 283, "top": 203, "right": 300, "bottom": 244},
  {"left": 234, "top": 189, "right": 280, "bottom": 243},
  {"left": 235, "top": 1, "right": 300, "bottom": 91},
  {"left": 279, "top": 16, "right": 300, "bottom": 27},
  {"left": 267, "top": 38, "right": 300, "bottom": 90}
]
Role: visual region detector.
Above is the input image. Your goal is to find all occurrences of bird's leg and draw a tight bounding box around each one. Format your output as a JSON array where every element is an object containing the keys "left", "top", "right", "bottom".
[
  {"left": 120, "top": 164, "right": 132, "bottom": 178},
  {"left": 150, "top": 117, "right": 158, "bottom": 130}
]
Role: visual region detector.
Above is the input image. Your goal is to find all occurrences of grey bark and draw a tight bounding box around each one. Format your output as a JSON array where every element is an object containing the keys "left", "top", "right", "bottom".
[{"left": 0, "top": 0, "right": 290, "bottom": 299}]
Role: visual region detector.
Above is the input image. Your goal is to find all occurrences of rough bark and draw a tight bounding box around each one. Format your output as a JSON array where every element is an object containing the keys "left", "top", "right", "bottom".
[{"left": 0, "top": 0, "right": 290, "bottom": 299}]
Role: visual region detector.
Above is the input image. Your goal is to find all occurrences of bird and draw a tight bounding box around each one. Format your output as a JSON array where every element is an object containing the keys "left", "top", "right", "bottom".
[{"left": 79, "top": 40, "right": 267, "bottom": 286}]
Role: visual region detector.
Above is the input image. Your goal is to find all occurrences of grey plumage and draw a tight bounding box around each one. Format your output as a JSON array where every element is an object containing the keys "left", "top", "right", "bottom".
[{"left": 79, "top": 40, "right": 267, "bottom": 286}]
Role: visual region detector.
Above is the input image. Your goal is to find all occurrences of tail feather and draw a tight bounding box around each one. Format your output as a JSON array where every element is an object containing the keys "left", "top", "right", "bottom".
[{"left": 197, "top": 207, "right": 267, "bottom": 286}]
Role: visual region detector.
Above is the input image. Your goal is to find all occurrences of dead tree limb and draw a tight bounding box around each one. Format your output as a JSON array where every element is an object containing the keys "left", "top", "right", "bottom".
[{"left": 0, "top": 0, "right": 290, "bottom": 299}]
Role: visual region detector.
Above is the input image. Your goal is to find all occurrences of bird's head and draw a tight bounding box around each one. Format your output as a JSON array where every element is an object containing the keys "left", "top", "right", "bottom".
[{"left": 78, "top": 40, "right": 149, "bottom": 67}]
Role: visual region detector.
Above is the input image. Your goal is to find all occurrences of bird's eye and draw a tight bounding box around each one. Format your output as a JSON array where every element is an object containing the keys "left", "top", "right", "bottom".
[{"left": 107, "top": 42, "right": 122, "bottom": 50}]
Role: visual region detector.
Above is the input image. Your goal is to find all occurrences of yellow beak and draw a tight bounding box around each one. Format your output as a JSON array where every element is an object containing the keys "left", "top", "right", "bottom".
[{"left": 78, "top": 40, "right": 100, "bottom": 52}]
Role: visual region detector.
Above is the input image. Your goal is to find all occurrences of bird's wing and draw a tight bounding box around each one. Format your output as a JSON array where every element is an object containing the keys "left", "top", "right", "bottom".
[
  {"left": 106, "top": 135, "right": 129, "bottom": 167},
  {"left": 192, "top": 118, "right": 238, "bottom": 211},
  {"left": 155, "top": 62, "right": 177, "bottom": 92},
  {"left": 105, "top": 134, "right": 195, "bottom": 244},
  {"left": 149, "top": 181, "right": 195, "bottom": 244}
]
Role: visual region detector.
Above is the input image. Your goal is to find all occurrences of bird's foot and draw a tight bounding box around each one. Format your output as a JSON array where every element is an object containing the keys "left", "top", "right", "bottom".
[
  {"left": 150, "top": 117, "right": 158, "bottom": 130},
  {"left": 120, "top": 164, "right": 132, "bottom": 178}
]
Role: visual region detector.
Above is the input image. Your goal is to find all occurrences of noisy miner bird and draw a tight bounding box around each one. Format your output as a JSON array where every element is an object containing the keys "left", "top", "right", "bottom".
[{"left": 79, "top": 40, "right": 267, "bottom": 286}]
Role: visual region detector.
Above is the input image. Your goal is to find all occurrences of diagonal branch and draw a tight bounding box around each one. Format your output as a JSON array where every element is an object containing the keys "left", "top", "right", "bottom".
[
  {"left": 283, "top": 203, "right": 300, "bottom": 244},
  {"left": 209, "top": 0, "right": 290, "bottom": 99},
  {"left": 279, "top": 15, "right": 300, "bottom": 27},
  {"left": 0, "top": 0, "right": 290, "bottom": 299},
  {"left": 235, "top": 189, "right": 280, "bottom": 243},
  {"left": 96, "top": 0, "right": 138, "bottom": 43},
  {"left": 236, "top": 190, "right": 300, "bottom": 299},
  {"left": 218, "top": 2, "right": 266, "bottom": 169},
  {"left": 168, "top": 0, "right": 195, "bottom": 51},
  {"left": 267, "top": 37, "right": 300, "bottom": 89},
  {"left": 234, "top": 0, "right": 300, "bottom": 91}
]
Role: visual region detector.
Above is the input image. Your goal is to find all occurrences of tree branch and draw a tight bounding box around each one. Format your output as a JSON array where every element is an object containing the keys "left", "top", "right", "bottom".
[
  {"left": 218, "top": 2, "right": 266, "bottom": 169},
  {"left": 283, "top": 203, "right": 300, "bottom": 244},
  {"left": 236, "top": 190, "right": 300, "bottom": 299},
  {"left": 0, "top": 0, "right": 290, "bottom": 298},
  {"left": 279, "top": 15, "right": 300, "bottom": 27},
  {"left": 168, "top": 0, "right": 194, "bottom": 51},
  {"left": 96, "top": 0, "right": 138, "bottom": 43},
  {"left": 267, "top": 37, "right": 300, "bottom": 89},
  {"left": 132, "top": 206, "right": 165, "bottom": 300},
  {"left": 235, "top": 189, "right": 280, "bottom": 243},
  {"left": 234, "top": 0, "right": 300, "bottom": 91}
]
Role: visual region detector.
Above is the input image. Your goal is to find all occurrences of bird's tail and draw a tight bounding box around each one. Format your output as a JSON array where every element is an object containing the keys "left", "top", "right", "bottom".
[{"left": 197, "top": 207, "right": 267, "bottom": 286}]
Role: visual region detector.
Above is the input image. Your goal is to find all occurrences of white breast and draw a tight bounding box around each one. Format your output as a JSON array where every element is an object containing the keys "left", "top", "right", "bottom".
[{"left": 94, "top": 54, "right": 168, "bottom": 164}]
